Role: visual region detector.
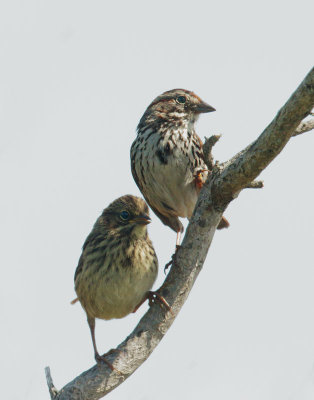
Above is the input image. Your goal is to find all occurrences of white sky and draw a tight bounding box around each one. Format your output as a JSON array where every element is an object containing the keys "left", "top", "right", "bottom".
[{"left": 1, "top": 1, "right": 313, "bottom": 399}]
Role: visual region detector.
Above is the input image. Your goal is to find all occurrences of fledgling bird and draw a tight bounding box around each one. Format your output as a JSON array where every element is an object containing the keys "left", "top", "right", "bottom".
[
  {"left": 73, "top": 195, "right": 159, "bottom": 367},
  {"left": 130, "top": 89, "right": 229, "bottom": 245}
]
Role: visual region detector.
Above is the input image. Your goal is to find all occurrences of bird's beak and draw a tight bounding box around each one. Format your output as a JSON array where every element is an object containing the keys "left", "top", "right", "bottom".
[
  {"left": 194, "top": 101, "right": 216, "bottom": 113},
  {"left": 132, "top": 214, "right": 151, "bottom": 225}
]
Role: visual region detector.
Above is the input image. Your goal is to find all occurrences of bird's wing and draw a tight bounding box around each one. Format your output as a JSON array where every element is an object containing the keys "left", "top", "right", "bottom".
[
  {"left": 74, "top": 253, "right": 85, "bottom": 283},
  {"left": 73, "top": 230, "right": 105, "bottom": 283}
]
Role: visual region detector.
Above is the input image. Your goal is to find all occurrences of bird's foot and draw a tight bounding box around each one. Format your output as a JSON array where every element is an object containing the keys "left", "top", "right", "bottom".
[
  {"left": 133, "top": 290, "right": 173, "bottom": 314},
  {"left": 164, "top": 245, "right": 180, "bottom": 274},
  {"left": 147, "top": 291, "right": 173, "bottom": 315},
  {"left": 194, "top": 169, "right": 210, "bottom": 189},
  {"left": 95, "top": 349, "right": 121, "bottom": 373}
]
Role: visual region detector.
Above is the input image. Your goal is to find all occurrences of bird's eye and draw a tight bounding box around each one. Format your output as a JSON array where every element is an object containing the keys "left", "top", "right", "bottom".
[
  {"left": 176, "top": 96, "right": 186, "bottom": 104},
  {"left": 120, "top": 210, "right": 130, "bottom": 221}
]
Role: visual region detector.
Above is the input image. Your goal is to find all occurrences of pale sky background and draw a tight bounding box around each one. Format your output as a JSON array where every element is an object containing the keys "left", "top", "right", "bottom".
[{"left": 0, "top": 1, "right": 313, "bottom": 399}]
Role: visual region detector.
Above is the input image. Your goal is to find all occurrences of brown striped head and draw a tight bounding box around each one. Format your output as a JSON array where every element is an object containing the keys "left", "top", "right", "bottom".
[
  {"left": 96, "top": 195, "right": 151, "bottom": 237},
  {"left": 138, "top": 89, "right": 215, "bottom": 130}
]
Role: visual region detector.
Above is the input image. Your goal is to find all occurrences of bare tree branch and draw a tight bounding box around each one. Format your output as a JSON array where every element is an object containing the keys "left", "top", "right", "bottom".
[
  {"left": 292, "top": 117, "right": 314, "bottom": 136},
  {"left": 203, "top": 134, "right": 221, "bottom": 169},
  {"left": 46, "top": 67, "right": 314, "bottom": 400},
  {"left": 245, "top": 180, "right": 264, "bottom": 189},
  {"left": 45, "top": 367, "right": 58, "bottom": 399},
  {"left": 211, "top": 71, "right": 314, "bottom": 204}
]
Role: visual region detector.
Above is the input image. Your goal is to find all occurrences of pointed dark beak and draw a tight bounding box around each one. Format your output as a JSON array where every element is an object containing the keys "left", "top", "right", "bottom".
[
  {"left": 195, "top": 101, "right": 216, "bottom": 113},
  {"left": 132, "top": 214, "right": 151, "bottom": 225}
]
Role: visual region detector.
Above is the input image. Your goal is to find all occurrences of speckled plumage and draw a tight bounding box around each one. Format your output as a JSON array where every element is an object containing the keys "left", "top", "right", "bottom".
[
  {"left": 131, "top": 89, "right": 229, "bottom": 240},
  {"left": 74, "top": 195, "right": 158, "bottom": 363}
]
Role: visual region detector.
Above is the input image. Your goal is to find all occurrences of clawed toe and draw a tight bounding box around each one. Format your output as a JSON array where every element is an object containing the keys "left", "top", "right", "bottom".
[
  {"left": 164, "top": 247, "right": 179, "bottom": 274},
  {"left": 147, "top": 291, "right": 173, "bottom": 315},
  {"left": 95, "top": 349, "right": 121, "bottom": 373}
]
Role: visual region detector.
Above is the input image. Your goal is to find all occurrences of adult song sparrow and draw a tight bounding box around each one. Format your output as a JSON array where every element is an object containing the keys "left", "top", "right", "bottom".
[
  {"left": 130, "top": 89, "right": 229, "bottom": 245},
  {"left": 73, "top": 195, "right": 159, "bottom": 367}
]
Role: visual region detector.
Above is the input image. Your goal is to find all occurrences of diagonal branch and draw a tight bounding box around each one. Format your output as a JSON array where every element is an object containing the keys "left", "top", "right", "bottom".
[
  {"left": 211, "top": 70, "right": 314, "bottom": 204},
  {"left": 46, "top": 67, "right": 314, "bottom": 400}
]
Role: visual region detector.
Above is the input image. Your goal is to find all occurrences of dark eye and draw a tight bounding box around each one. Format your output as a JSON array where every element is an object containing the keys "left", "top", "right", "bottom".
[
  {"left": 176, "top": 96, "right": 186, "bottom": 104},
  {"left": 120, "top": 210, "right": 130, "bottom": 220}
]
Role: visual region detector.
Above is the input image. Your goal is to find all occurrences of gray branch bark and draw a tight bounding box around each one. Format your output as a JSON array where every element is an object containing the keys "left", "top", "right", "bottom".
[{"left": 46, "top": 67, "right": 314, "bottom": 400}]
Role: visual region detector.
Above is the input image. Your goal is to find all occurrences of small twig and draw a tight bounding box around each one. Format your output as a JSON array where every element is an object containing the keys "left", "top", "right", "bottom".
[
  {"left": 292, "top": 118, "right": 314, "bottom": 137},
  {"left": 245, "top": 180, "right": 264, "bottom": 189},
  {"left": 45, "top": 366, "right": 59, "bottom": 399},
  {"left": 203, "top": 134, "right": 221, "bottom": 170}
]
